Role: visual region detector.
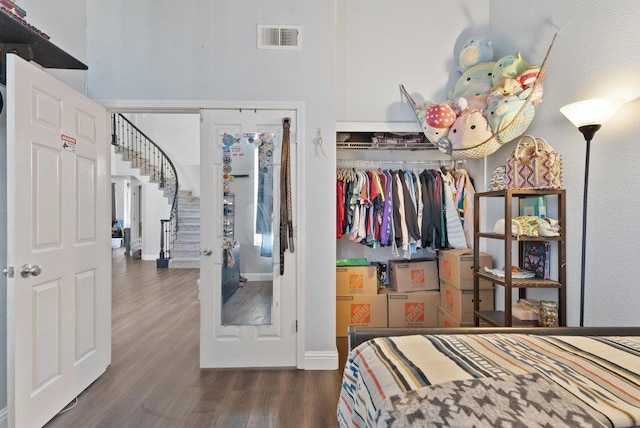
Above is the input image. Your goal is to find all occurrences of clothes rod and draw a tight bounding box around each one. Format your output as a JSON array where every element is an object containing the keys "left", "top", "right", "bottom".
[{"left": 336, "top": 159, "right": 464, "bottom": 168}]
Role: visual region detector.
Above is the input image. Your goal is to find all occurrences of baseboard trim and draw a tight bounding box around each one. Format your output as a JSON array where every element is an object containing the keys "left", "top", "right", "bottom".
[
  {"left": 0, "top": 406, "right": 8, "bottom": 428},
  {"left": 303, "top": 350, "right": 339, "bottom": 370}
]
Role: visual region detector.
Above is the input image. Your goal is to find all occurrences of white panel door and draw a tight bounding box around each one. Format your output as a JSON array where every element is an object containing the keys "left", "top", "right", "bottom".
[
  {"left": 200, "top": 108, "right": 297, "bottom": 368},
  {"left": 6, "top": 54, "right": 111, "bottom": 428}
]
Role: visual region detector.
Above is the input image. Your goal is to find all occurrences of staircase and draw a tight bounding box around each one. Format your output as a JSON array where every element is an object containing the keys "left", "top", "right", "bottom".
[
  {"left": 112, "top": 113, "right": 200, "bottom": 268},
  {"left": 169, "top": 190, "right": 201, "bottom": 268}
]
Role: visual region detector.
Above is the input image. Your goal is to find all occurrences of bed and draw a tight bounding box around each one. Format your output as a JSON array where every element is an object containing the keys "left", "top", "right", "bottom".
[{"left": 338, "top": 327, "right": 640, "bottom": 428}]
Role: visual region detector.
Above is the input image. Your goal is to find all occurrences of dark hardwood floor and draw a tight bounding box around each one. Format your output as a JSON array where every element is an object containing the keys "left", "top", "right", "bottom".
[{"left": 44, "top": 252, "right": 347, "bottom": 428}]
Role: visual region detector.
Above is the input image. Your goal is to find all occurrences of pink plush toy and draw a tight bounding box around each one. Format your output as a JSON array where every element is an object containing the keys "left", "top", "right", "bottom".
[{"left": 438, "top": 108, "right": 493, "bottom": 154}]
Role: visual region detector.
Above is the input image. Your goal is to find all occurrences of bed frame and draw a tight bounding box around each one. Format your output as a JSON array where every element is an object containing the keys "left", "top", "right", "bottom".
[{"left": 347, "top": 326, "right": 640, "bottom": 351}]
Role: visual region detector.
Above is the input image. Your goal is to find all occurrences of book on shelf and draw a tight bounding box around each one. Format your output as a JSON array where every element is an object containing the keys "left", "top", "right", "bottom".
[
  {"left": 0, "top": 0, "right": 26, "bottom": 17},
  {"left": 522, "top": 241, "right": 550, "bottom": 279}
]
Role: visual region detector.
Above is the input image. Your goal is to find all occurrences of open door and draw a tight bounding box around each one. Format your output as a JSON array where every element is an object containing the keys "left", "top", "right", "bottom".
[
  {"left": 199, "top": 108, "right": 297, "bottom": 368},
  {"left": 6, "top": 54, "right": 111, "bottom": 427}
]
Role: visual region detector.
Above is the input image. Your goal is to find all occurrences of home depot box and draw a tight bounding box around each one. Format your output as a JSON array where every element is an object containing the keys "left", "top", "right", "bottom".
[
  {"left": 438, "top": 249, "right": 493, "bottom": 290},
  {"left": 439, "top": 280, "right": 494, "bottom": 325},
  {"left": 336, "top": 293, "right": 388, "bottom": 337},
  {"left": 387, "top": 290, "right": 440, "bottom": 328},
  {"left": 336, "top": 265, "right": 378, "bottom": 296},
  {"left": 438, "top": 307, "right": 472, "bottom": 327},
  {"left": 388, "top": 258, "right": 439, "bottom": 292}
]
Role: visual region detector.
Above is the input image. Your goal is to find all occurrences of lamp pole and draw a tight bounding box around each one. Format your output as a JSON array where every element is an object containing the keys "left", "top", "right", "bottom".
[{"left": 577, "top": 124, "right": 601, "bottom": 327}]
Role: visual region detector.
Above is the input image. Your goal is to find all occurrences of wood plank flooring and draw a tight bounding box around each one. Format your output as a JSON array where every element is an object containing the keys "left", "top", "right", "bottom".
[
  {"left": 44, "top": 253, "right": 347, "bottom": 428},
  {"left": 222, "top": 281, "right": 272, "bottom": 325}
]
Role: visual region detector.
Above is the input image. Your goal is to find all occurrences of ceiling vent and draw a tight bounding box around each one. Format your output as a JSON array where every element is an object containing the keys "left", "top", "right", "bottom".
[{"left": 257, "top": 25, "right": 302, "bottom": 50}]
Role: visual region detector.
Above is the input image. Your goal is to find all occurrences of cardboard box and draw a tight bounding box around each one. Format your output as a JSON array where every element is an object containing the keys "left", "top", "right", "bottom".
[
  {"left": 438, "top": 249, "right": 493, "bottom": 290},
  {"left": 387, "top": 290, "right": 440, "bottom": 328},
  {"left": 438, "top": 306, "right": 468, "bottom": 327},
  {"left": 336, "top": 293, "right": 388, "bottom": 337},
  {"left": 389, "top": 258, "right": 439, "bottom": 292},
  {"left": 437, "top": 306, "right": 492, "bottom": 327},
  {"left": 439, "top": 280, "right": 494, "bottom": 325},
  {"left": 336, "top": 265, "right": 378, "bottom": 296}
]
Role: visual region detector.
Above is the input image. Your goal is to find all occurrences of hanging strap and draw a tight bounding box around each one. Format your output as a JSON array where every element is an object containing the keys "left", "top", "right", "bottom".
[{"left": 280, "top": 117, "right": 294, "bottom": 275}]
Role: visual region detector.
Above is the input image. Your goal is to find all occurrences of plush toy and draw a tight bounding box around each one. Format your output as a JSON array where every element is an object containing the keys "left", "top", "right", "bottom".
[
  {"left": 449, "top": 61, "right": 495, "bottom": 99},
  {"left": 492, "top": 52, "right": 529, "bottom": 86},
  {"left": 489, "top": 77, "right": 523, "bottom": 97},
  {"left": 418, "top": 103, "right": 457, "bottom": 143},
  {"left": 485, "top": 92, "right": 536, "bottom": 141},
  {"left": 457, "top": 36, "right": 494, "bottom": 73},
  {"left": 437, "top": 108, "right": 493, "bottom": 154},
  {"left": 517, "top": 65, "right": 543, "bottom": 88}
]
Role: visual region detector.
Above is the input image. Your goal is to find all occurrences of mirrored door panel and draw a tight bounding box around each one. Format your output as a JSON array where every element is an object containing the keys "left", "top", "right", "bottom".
[{"left": 220, "top": 132, "right": 278, "bottom": 326}]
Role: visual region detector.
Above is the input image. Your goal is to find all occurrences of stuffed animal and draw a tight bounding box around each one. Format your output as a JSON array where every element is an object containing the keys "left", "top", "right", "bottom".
[
  {"left": 457, "top": 36, "right": 494, "bottom": 73},
  {"left": 438, "top": 108, "right": 493, "bottom": 154},
  {"left": 449, "top": 61, "right": 495, "bottom": 99},
  {"left": 489, "top": 77, "right": 523, "bottom": 97},
  {"left": 421, "top": 103, "right": 457, "bottom": 143},
  {"left": 492, "top": 52, "right": 529, "bottom": 86},
  {"left": 485, "top": 92, "right": 536, "bottom": 142},
  {"left": 517, "top": 65, "right": 543, "bottom": 88}
]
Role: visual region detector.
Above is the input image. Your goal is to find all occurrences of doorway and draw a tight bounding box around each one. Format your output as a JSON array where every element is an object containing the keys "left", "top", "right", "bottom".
[{"left": 107, "top": 102, "right": 304, "bottom": 369}]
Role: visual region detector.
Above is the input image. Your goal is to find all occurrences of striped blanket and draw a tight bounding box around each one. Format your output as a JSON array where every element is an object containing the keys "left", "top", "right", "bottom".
[{"left": 337, "top": 334, "right": 640, "bottom": 427}]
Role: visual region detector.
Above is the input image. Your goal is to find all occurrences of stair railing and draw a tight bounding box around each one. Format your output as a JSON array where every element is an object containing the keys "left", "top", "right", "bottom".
[{"left": 111, "top": 113, "right": 179, "bottom": 267}]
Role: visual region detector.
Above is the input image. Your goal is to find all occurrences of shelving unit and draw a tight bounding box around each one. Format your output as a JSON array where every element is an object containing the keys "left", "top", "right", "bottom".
[{"left": 473, "top": 189, "right": 566, "bottom": 327}]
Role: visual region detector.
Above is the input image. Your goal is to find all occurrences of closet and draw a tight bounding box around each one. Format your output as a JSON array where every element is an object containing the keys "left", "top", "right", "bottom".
[{"left": 335, "top": 123, "right": 481, "bottom": 335}]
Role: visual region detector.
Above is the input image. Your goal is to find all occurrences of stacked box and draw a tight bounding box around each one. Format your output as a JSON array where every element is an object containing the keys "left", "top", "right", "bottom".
[
  {"left": 388, "top": 258, "right": 439, "bottom": 292},
  {"left": 439, "top": 281, "right": 494, "bottom": 325},
  {"left": 336, "top": 265, "right": 378, "bottom": 295},
  {"left": 438, "top": 249, "right": 493, "bottom": 290},
  {"left": 438, "top": 249, "right": 495, "bottom": 327},
  {"left": 336, "top": 294, "right": 388, "bottom": 336},
  {"left": 387, "top": 290, "right": 440, "bottom": 328},
  {"left": 336, "top": 265, "right": 387, "bottom": 337}
]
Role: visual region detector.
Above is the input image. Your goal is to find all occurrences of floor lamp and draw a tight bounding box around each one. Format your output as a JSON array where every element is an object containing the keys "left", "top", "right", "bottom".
[{"left": 559, "top": 98, "right": 624, "bottom": 326}]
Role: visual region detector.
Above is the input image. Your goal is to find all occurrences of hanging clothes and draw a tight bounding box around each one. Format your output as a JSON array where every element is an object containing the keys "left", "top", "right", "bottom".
[{"left": 336, "top": 164, "right": 477, "bottom": 252}]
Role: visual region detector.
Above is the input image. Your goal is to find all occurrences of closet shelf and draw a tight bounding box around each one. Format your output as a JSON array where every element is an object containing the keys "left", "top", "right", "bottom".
[
  {"left": 336, "top": 131, "right": 438, "bottom": 151},
  {"left": 336, "top": 141, "right": 438, "bottom": 151}
]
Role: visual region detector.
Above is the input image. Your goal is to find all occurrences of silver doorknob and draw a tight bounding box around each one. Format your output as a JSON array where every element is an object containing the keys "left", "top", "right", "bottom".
[
  {"left": 20, "top": 264, "right": 42, "bottom": 278},
  {"left": 201, "top": 248, "right": 213, "bottom": 256}
]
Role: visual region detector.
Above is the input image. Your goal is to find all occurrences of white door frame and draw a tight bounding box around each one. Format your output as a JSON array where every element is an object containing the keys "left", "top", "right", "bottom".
[{"left": 101, "top": 99, "right": 307, "bottom": 368}]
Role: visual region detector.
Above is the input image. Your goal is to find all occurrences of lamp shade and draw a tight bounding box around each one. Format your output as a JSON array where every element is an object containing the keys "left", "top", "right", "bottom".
[{"left": 559, "top": 97, "right": 625, "bottom": 128}]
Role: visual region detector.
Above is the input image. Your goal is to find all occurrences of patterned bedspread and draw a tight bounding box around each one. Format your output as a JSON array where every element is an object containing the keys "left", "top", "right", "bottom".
[{"left": 337, "top": 334, "right": 640, "bottom": 427}]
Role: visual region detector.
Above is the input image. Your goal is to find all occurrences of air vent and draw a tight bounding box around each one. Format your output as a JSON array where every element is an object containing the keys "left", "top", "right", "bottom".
[{"left": 257, "top": 25, "right": 302, "bottom": 50}]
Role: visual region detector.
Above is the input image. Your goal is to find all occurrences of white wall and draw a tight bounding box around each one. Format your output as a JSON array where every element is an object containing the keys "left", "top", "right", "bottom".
[
  {"left": 113, "top": 150, "right": 172, "bottom": 260},
  {"left": 19, "top": 0, "right": 87, "bottom": 93},
  {"left": 489, "top": 0, "right": 640, "bottom": 326},
  {"left": 336, "top": 0, "right": 491, "bottom": 122},
  {"left": 87, "top": 0, "right": 338, "bottom": 361},
  {"left": 124, "top": 113, "right": 201, "bottom": 197}
]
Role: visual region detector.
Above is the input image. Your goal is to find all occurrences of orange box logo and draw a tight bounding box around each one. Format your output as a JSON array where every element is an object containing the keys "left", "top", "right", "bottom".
[
  {"left": 351, "top": 303, "right": 371, "bottom": 324},
  {"left": 410, "top": 269, "right": 425, "bottom": 285},
  {"left": 349, "top": 274, "right": 364, "bottom": 290},
  {"left": 443, "top": 260, "right": 451, "bottom": 277},
  {"left": 446, "top": 289, "right": 454, "bottom": 309},
  {"left": 405, "top": 302, "right": 424, "bottom": 323}
]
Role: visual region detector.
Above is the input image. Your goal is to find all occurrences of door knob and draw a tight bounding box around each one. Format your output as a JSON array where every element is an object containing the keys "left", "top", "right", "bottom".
[
  {"left": 20, "top": 264, "right": 42, "bottom": 278},
  {"left": 201, "top": 248, "right": 213, "bottom": 256}
]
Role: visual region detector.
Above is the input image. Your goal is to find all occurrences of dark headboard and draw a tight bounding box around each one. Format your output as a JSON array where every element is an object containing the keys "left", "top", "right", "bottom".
[{"left": 347, "top": 326, "right": 640, "bottom": 351}]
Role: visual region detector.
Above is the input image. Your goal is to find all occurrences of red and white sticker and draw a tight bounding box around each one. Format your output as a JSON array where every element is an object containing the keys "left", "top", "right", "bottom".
[{"left": 61, "top": 134, "right": 76, "bottom": 152}]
